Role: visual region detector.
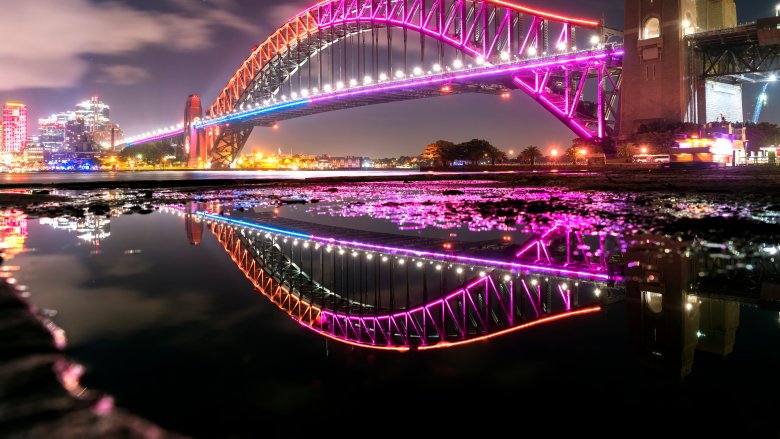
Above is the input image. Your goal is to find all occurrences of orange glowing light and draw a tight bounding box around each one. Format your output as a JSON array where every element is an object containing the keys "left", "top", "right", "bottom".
[
  {"left": 441, "top": 85, "right": 452, "bottom": 93},
  {"left": 418, "top": 306, "right": 602, "bottom": 350}
]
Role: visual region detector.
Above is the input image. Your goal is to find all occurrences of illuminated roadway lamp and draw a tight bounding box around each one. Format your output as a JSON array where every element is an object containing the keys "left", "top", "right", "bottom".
[
  {"left": 770, "top": 74, "right": 778, "bottom": 82},
  {"left": 363, "top": 75, "right": 373, "bottom": 84},
  {"left": 476, "top": 57, "right": 485, "bottom": 65},
  {"left": 349, "top": 78, "right": 358, "bottom": 87},
  {"left": 500, "top": 51, "right": 510, "bottom": 61},
  {"left": 433, "top": 63, "right": 442, "bottom": 72},
  {"left": 452, "top": 59, "right": 463, "bottom": 69},
  {"left": 291, "top": 92, "right": 298, "bottom": 99},
  {"left": 527, "top": 47, "right": 538, "bottom": 57},
  {"left": 413, "top": 66, "right": 423, "bottom": 75},
  {"left": 379, "top": 73, "right": 388, "bottom": 81},
  {"left": 557, "top": 42, "right": 567, "bottom": 51},
  {"left": 324, "top": 84, "right": 332, "bottom": 92},
  {"left": 395, "top": 70, "right": 405, "bottom": 79},
  {"left": 590, "top": 35, "right": 600, "bottom": 46},
  {"left": 300, "top": 89, "right": 309, "bottom": 97}
]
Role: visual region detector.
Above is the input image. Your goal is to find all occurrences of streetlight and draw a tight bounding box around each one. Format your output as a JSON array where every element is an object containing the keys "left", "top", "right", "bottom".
[
  {"left": 550, "top": 149, "right": 559, "bottom": 161},
  {"left": 641, "top": 146, "right": 648, "bottom": 154}
]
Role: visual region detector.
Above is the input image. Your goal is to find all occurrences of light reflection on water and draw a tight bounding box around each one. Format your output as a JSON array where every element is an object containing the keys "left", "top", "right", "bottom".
[{"left": 6, "top": 183, "right": 780, "bottom": 436}]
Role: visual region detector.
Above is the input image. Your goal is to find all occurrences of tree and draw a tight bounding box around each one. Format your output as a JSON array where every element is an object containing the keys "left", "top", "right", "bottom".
[
  {"left": 456, "top": 139, "right": 504, "bottom": 165},
  {"left": 120, "top": 141, "right": 175, "bottom": 165},
  {"left": 422, "top": 140, "right": 454, "bottom": 166},
  {"left": 564, "top": 146, "right": 579, "bottom": 164},
  {"left": 519, "top": 146, "right": 543, "bottom": 165}
]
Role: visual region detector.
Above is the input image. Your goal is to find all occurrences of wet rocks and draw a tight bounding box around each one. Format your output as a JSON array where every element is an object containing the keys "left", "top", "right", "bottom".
[{"left": 0, "top": 281, "right": 182, "bottom": 438}]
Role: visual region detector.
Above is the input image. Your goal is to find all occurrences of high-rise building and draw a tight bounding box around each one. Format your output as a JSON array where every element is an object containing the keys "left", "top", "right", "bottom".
[
  {"left": 39, "top": 113, "right": 70, "bottom": 152},
  {"left": 89, "top": 122, "right": 124, "bottom": 150},
  {"left": 2, "top": 103, "right": 28, "bottom": 153},
  {"left": 75, "top": 96, "right": 110, "bottom": 133},
  {"left": 65, "top": 117, "right": 88, "bottom": 152}
]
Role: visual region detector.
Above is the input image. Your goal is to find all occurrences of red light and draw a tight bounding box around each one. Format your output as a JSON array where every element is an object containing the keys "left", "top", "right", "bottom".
[
  {"left": 501, "top": 91, "right": 511, "bottom": 99},
  {"left": 441, "top": 85, "right": 451, "bottom": 93}
]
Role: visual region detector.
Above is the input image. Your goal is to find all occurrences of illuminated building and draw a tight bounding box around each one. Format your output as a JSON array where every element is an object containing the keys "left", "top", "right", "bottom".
[
  {"left": 39, "top": 112, "right": 77, "bottom": 152},
  {"left": 2, "top": 103, "right": 27, "bottom": 153},
  {"left": 673, "top": 124, "right": 747, "bottom": 166},
  {"left": 89, "top": 123, "right": 124, "bottom": 150},
  {"left": 75, "top": 97, "right": 110, "bottom": 133},
  {"left": 0, "top": 210, "right": 28, "bottom": 262}
]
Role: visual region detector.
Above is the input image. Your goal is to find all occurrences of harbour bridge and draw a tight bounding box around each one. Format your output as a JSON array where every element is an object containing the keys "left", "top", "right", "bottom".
[
  {"left": 122, "top": 0, "right": 780, "bottom": 167},
  {"left": 170, "top": 204, "right": 778, "bottom": 353},
  {"left": 124, "top": 0, "right": 624, "bottom": 167},
  {"left": 195, "top": 207, "right": 617, "bottom": 351}
]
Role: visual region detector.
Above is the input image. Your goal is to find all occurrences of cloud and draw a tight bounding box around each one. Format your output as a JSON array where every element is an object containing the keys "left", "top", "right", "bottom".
[
  {"left": 0, "top": 0, "right": 256, "bottom": 91},
  {"left": 95, "top": 65, "right": 151, "bottom": 85}
]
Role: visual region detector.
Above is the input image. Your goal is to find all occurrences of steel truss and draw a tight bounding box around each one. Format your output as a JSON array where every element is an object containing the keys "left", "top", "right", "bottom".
[
  {"left": 690, "top": 25, "right": 780, "bottom": 80},
  {"left": 207, "top": 0, "right": 613, "bottom": 165},
  {"left": 210, "top": 219, "right": 603, "bottom": 350}
]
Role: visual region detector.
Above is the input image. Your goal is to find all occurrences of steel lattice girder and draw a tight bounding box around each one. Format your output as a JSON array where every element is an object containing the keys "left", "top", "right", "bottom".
[
  {"left": 210, "top": 0, "right": 601, "bottom": 116},
  {"left": 210, "top": 221, "right": 602, "bottom": 350},
  {"left": 698, "top": 43, "right": 780, "bottom": 78}
]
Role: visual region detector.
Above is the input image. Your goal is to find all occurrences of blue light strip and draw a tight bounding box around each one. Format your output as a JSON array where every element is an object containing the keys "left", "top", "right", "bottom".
[
  {"left": 196, "top": 100, "right": 309, "bottom": 129},
  {"left": 199, "top": 213, "right": 311, "bottom": 239}
]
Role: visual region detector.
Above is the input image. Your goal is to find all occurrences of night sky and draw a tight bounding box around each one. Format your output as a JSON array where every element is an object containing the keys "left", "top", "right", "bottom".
[{"left": 0, "top": 0, "right": 776, "bottom": 157}]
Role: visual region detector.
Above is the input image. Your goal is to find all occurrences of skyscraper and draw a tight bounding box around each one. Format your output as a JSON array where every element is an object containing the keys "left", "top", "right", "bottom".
[
  {"left": 75, "top": 96, "right": 110, "bottom": 132},
  {"left": 2, "top": 103, "right": 28, "bottom": 153}
]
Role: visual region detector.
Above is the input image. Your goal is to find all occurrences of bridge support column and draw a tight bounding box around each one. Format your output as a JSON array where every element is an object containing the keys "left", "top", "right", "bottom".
[
  {"left": 184, "top": 94, "right": 208, "bottom": 168},
  {"left": 620, "top": 0, "right": 700, "bottom": 137},
  {"left": 209, "top": 126, "right": 253, "bottom": 168}
]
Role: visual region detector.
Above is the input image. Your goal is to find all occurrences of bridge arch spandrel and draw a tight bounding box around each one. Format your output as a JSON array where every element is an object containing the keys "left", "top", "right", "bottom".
[{"left": 209, "top": 0, "right": 602, "bottom": 117}]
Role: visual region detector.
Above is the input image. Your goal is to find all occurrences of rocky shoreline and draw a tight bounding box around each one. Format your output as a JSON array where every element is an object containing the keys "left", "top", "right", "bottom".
[
  {"left": 0, "top": 279, "right": 183, "bottom": 438},
  {"left": 0, "top": 166, "right": 779, "bottom": 194}
]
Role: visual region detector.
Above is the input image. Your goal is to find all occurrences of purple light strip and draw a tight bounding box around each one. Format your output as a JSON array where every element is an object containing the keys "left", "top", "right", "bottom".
[
  {"left": 126, "top": 129, "right": 184, "bottom": 146},
  {"left": 133, "top": 49, "right": 621, "bottom": 143},
  {"left": 309, "top": 235, "right": 609, "bottom": 279},
  {"left": 199, "top": 213, "right": 610, "bottom": 280},
  {"left": 310, "top": 50, "right": 623, "bottom": 104}
]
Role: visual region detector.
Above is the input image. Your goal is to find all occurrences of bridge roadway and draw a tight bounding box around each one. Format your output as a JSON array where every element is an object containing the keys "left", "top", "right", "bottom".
[
  {"left": 205, "top": 209, "right": 612, "bottom": 281},
  {"left": 197, "top": 208, "right": 613, "bottom": 350}
]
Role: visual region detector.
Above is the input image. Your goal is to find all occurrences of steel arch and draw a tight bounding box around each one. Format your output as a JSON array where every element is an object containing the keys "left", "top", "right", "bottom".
[
  {"left": 209, "top": 0, "right": 600, "bottom": 117},
  {"left": 210, "top": 219, "right": 602, "bottom": 351}
]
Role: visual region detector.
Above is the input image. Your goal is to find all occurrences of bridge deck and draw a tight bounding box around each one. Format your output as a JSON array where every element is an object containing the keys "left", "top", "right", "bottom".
[{"left": 230, "top": 210, "right": 519, "bottom": 262}]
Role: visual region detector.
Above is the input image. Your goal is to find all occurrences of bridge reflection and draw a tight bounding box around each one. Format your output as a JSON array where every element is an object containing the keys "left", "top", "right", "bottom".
[
  {"left": 626, "top": 235, "right": 777, "bottom": 379},
  {"left": 200, "top": 211, "right": 612, "bottom": 351},
  {"left": 170, "top": 206, "right": 777, "bottom": 355}
]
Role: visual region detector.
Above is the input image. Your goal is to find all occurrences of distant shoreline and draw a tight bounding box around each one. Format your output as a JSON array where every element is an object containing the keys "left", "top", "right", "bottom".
[{"left": 0, "top": 167, "right": 777, "bottom": 195}]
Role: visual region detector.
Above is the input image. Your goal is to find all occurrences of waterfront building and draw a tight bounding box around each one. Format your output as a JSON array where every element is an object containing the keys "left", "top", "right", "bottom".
[
  {"left": 89, "top": 123, "right": 124, "bottom": 150},
  {"left": 38, "top": 113, "right": 71, "bottom": 152},
  {"left": 75, "top": 97, "right": 110, "bottom": 132},
  {"left": 2, "top": 103, "right": 27, "bottom": 153}
]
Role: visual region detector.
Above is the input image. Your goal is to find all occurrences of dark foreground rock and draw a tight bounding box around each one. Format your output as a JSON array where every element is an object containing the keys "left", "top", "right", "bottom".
[{"left": 0, "top": 282, "right": 184, "bottom": 438}]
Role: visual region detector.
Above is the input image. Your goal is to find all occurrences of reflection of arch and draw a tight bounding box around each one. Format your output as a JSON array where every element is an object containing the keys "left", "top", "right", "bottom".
[{"left": 642, "top": 17, "right": 660, "bottom": 40}]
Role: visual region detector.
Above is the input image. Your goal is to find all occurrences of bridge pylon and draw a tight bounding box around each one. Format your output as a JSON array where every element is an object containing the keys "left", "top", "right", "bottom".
[
  {"left": 620, "top": 0, "right": 742, "bottom": 137},
  {"left": 184, "top": 94, "right": 208, "bottom": 168}
]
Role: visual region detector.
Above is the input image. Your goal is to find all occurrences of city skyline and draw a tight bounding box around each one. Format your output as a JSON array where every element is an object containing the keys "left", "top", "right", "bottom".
[{"left": 0, "top": 0, "right": 776, "bottom": 157}]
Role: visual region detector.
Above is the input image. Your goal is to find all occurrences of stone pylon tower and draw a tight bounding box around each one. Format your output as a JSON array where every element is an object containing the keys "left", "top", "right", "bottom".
[
  {"left": 184, "top": 95, "right": 207, "bottom": 168},
  {"left": 620, "top": 0, "right": 699, "bottom": 136}
]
